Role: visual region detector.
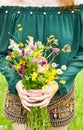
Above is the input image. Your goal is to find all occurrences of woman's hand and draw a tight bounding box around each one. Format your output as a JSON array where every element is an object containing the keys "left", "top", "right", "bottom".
[
  {"left": 16, "top": 80, "right": 32, "bottom": 111},
  {"left": 16, "top": 80, "right": 59, "bottom": 110},
  {"left": 16, "top": 80, "right": 42, "bottom": 111},
  {"left": 28, "top": 81, "right": 59, "bottom": 108}
]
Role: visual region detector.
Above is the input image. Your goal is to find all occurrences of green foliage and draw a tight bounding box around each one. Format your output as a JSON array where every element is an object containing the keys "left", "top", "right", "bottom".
[
  {"left": 27, "top": 107, "right": 50, "bottom": 130},
  {"left": 68, "top": 70, "right": 83, "bottom": 130},
  {"left": 0, "top": 73, "right": 12, "bottom": 130},
  {"left": 0, "top": 70, "right": 83, "bottom": 130}
]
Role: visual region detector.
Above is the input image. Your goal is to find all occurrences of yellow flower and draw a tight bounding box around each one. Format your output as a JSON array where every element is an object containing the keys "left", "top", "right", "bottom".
[
  {"left": 62, "top": 44, "right": 71, "bottom": 53},
  {"left": 44, "top": 65, "right": 50, "bottom": 70},
  {"left": 19, "top": 60, "right": 26, "bottom": 66},
  {"left": 33, "top": 52, "right": 41, "bottom": 57},
  {"left": 49, "top": 35, "right": 55, "bottom": 39},
  {"left": 32, "top": 72, "right": 38, "bottom": 81},
  {"left": 44, "top": 70, "right": 48, "bottom": 74},
  {"left": 17, "top": 24, "right": 21, "bottom": 27},
  {"left": 49, "top": 75, "right": 55, "bottom": 80},
  {"left": 49, "top": 81, "right": 57, "bottom": 86},
  {"left": 46, "top": 75, "right": 55, "bottom": 83},
  {"left": 51, "top": 69, "right": 56, "bottom": 76},
  {"left": 59, "top": 80, "right": 66, "bottom": 85},
  {"left": 18, "top": 28, "right": 23, "bottom": 31},
  {"left": 49, "top": 46, "right": 52, "bottom": 49},
  {"left": 52, "top": 88, "right": 57, "bottom": 94},
  {"left": 55, "top": 76, "right": 59, "bottom": 80},
  {"left": 11, "top": 54, "right": 15, "bottom": 59},
  {"left": 18, "top": 42, "right": 24, "bottom": 47},
  {"left": 47, "top": 46, "right": 52, "bottom": 50},
  {"left": 54, "top": 39, "right": 58, "bottom": 45},
  {"left": 15, "top": 64, "right": 21, "bottom": 70},
  {"left": 42, "top": 85, "right": 48, "bottom": 90}
]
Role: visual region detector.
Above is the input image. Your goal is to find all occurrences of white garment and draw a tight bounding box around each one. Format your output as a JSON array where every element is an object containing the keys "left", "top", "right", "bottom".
[{"left": 0, "top": 0, "right": 82, "bottom": 7}]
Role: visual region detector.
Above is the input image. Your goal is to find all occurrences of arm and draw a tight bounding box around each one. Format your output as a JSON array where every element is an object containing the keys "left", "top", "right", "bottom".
[
  {"left": 56, "top": 7, "right": 83, "bottom": 96},
  {"left": 0, "top": 55, "right": 21, "bottom": 94},
  {"left": 0, "top": 9, "right": 22, "bottom": 94}
]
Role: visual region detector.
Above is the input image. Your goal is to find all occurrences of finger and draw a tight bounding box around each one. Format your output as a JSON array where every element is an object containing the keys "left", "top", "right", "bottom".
[
  {"left": 19, "top": 91, "right": 43, "bottom": 103},
  {"left": 19, "top": 89, "right": 40, "bottom": 98},
  {"left": 21, "top": 89, "right": 41, "bottom": 97},
  {"left": 29, "top": 94, "right": 47, "bottom": 101},
  {"left": 29, "top": 93, "right": 52, "bottom": 101},
  {"left": 28, "top": 89, "right": 46, "bottom": 94},
  {"left": 22, "top": 96, "right": 39, "bottom": 103},
  {"left": 21, "top": 99, "right": 33, "bottom": 107},
  {"left": 20, "top": 89, "right": 30, "bottom": 96},
  {"left": 28, "top": 89, "right": 52, "bottom": 95},
  {"left": 22, "top": 103, "right": 30, "bottom": 111},
  {"left": 21, "top": 95, "right": 33, "bottom": 102},
  {"left": 40, "top": 100, "right": 50, "bottom": 108},
  {"left": 28, "top": 98, "right": 38, "bottom": 102},
  {"left": 27, "top": 92, "right": 43, "bottom": 97},
  {"left": 32, "top": 99, "right": 49, "bottom": 107}
]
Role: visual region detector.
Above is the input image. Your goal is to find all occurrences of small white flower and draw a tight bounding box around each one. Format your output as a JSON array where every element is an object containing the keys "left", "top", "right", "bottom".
[
  {"left": 26, "top": 36, "right": 34, "bottom": 45},
  {"left": 36, "top": 41, "right": 42, "bottom": 46},
  {"left": 8, "top": 45, "right": 12, "bottom": 49},
  {"left": 61, "top": 65, "right": 67, "bottom": 70},
  {"left": 35, "top": 41, "right": 44, "bottom": 50},
  {"left": 9, "top": 39, "right": 21, "bottom": 54},
  {"left": 56, "top": 69, "right": 63, "bottom": 75},
  {"left": 6, "top": 56, "right": 11, "bottom": 60},
  {"left": 38, "top": 65, "right": 46, "bottom": 73},
  {"left": 52, "top": 63, "right": 58, "bottom": 68}
]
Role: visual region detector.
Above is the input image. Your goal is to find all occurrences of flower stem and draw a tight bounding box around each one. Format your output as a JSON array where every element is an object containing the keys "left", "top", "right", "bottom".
[
  {"left": 44, "top": 42, "right": 49, "bottom": 58},
  {"left": 46, "top": 52, "right": 53, "bottom": 59},
  {"left": 50, "top": 50, "right": 62, "bottom": 64},
  {"left": 8, "top": 32, "right": 20, "bottom": 43}
]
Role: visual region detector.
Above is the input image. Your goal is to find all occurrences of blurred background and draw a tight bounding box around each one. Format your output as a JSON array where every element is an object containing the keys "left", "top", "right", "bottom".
[{"left": 0, "top": 70, "right": 83, "bottom": 130}]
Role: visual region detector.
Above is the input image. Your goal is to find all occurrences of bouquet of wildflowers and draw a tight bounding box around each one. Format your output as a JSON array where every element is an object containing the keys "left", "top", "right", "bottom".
[{"left": 6, "top": 24, "right": 71, "bottom": 130}]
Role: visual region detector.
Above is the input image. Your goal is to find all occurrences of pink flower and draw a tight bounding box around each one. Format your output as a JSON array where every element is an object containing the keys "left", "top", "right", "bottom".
[
  {"left": 32, "top": 58, "right": 38, "bottom": 64},
  {"left": 52, "top": 48, "right": 60, "bottom": 53},
  {"left": 29, "top": 44, "right": 36, "bottom": 50},
  {"left": 25, "top": 52, "right": 30, "bottom": 56},
  {"left": 11, "top": 66, "right": 14, "bottom": 70}
]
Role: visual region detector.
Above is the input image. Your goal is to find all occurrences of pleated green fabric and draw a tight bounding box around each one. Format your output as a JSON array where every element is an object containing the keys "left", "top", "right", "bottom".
[{"left": 0, "top": 5, "right": 83, "bottom": 96}]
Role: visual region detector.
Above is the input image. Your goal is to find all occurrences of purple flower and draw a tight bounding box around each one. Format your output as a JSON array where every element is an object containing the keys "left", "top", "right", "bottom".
[
  {"left": 18, "top": 70, "right": 24, "bottom": 77},
  {"left": 21, "top": 50, "right": 30, "bottom": 56},
  {"left": 20, "top": 64, "right": 27, "bottom": 69},
  {"left": 8, "top": 51, "right": 11, "bottom": 56},
  {"left": 40, "top": 60, "right": 47, "bottom": 66},
  {"left": 20, "top": 64, "right": 24, "bottom": 68},
  {"left": 52, "top": 48, "right": 60, "bottom": 53},
  {"left": 21, "top": 49, "right": 25, "bottom": 56}
]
